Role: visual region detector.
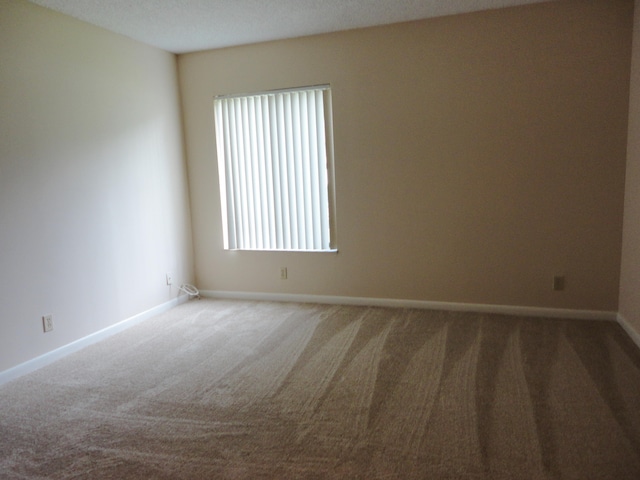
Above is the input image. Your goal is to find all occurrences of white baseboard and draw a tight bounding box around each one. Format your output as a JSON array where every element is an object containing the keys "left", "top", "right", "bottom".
[
  {"left": 1, "top": 291, "right": 625, "bottom": 388},
  {"left": 0, "top": 294, "right": 190, "bottom": 387},
  {"left": 201, "top": 290, "right": 617, "bottom": 321},
  {"left": 617, "top": 313, "right": 640, "bottom": 349}
]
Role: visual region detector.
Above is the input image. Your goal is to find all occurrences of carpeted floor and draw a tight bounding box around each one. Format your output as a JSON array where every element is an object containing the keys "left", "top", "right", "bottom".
[{"left": 1, "top": 299, "right": 640, "bottom": 479}]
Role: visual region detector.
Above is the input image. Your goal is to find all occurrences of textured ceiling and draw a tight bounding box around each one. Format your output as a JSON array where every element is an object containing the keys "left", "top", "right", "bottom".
[{"left": 28, "top": 0, "right": 554, "bottom": 54}]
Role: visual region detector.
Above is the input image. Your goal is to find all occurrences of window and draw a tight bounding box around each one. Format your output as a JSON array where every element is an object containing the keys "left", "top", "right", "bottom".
[{"left": 214, "top": 85, "right": 337, "bottom": 251}]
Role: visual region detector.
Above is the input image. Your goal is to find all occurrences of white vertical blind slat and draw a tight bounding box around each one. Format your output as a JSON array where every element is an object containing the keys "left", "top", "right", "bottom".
[
  {"left": 253, "top": 97, "right": 268, "bottom": 249},
  {"left": 317, "top": 90, "right": 330, "bottom": 248},
  {"left": 293, "top": 92, "right": 306, "bottom": 249},
  {"left": 270, "top": 95, "right": 283, "bottom": 249},
  {"left": 245, "top": 97, "right": 258, "bottom": 249},
  {"left": 229, "top": 100, "right": 244, "bottom": 247},
  {"left": 308, "top": 90, "right": 322, "bottom": 249},
  {"left": 260, "top": 96, "right": 276, "bottom": 249},
  {"left": 277, "top": 94, "right": 292, "bottom": 250},
  {"left": 300, "top": 91, "right": 313, "bottom": 249},
  {"left": 285, "top": 93, "right": 299, "bottom": 250},
  {"left": 234, "top": 98, "right": 249, "bottom": 248},
  {"left": 214, "top": 102, "right": 229, "bottom": 249}
]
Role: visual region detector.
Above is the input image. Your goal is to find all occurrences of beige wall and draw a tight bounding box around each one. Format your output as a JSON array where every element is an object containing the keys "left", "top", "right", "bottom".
[
  {"left": 0, "top": 0, "right": 194, "bottom": 372},
  {"left": 620, "top": 1, "right": 640, "bottom": 335},
  {"left": 179, "top": 0, "right": 632, "bottom": 311}
]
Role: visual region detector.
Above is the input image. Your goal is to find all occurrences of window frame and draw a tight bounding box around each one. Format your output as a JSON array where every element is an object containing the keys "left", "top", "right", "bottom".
[{"left": 214, "top": 84, "right": 338, "bottom": 252}]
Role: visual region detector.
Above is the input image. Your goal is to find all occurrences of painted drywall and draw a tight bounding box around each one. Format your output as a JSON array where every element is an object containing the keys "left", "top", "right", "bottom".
[
  {"left": 0, "top": 0, "right": 194, "bottom": 372},
  {"left": 179, "top": 0, "right": 632, "bottom": 312},
  {"left": 619, "top": 1, "right": 640, "bottom": 337}
]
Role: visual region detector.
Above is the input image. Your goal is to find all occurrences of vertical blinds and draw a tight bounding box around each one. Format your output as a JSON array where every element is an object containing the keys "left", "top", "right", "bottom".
[{"left": 214, "top": 86, "right": 335, "bottom": 251}]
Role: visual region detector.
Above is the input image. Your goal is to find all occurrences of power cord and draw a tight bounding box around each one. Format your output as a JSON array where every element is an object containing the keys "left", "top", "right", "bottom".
[{"left": 178, "top": 284, "right": 200, "bottom": 299}]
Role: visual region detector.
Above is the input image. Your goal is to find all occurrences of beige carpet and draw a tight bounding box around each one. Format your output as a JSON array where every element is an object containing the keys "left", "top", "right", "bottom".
[{"left": 1, "top": 299, "right": 640, "bottom": 479}]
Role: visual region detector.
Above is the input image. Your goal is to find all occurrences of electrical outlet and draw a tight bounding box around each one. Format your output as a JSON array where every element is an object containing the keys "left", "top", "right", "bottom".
[
  {"left": 280, "top": 267, "right": 288, "bottom": 280},
  {"left": 553, "top": 275, "right": 565, "bottom": 291},
  {"left": 166, "top": 273, "right": 172, "bottom": 286},
  {"left": 42, "top": 315, "right": 54, "bottom": 333}
]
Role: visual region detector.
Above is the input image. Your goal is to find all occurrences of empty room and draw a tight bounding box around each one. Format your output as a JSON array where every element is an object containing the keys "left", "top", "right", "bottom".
[{"left": 1, "top": 0, "right": 640, "bottom": 478}]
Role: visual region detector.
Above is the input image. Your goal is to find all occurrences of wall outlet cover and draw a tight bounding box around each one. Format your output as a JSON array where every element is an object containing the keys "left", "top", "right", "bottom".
[
  {"left": 553, "top": 275, "right": 565, "bottom": 291},
  {"left": 42, "top": 315, "right": 54, "bottom": 333}
]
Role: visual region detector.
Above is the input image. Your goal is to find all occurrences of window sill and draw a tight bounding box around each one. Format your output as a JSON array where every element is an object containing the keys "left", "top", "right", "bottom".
[{"left": 226, "top": 248, "right": 338, "bottom": 253}]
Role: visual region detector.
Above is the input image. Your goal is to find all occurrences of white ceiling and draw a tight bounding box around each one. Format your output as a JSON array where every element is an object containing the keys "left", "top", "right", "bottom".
[{"left": 28, "top": 0, "right": 554, "bottom": 54}]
